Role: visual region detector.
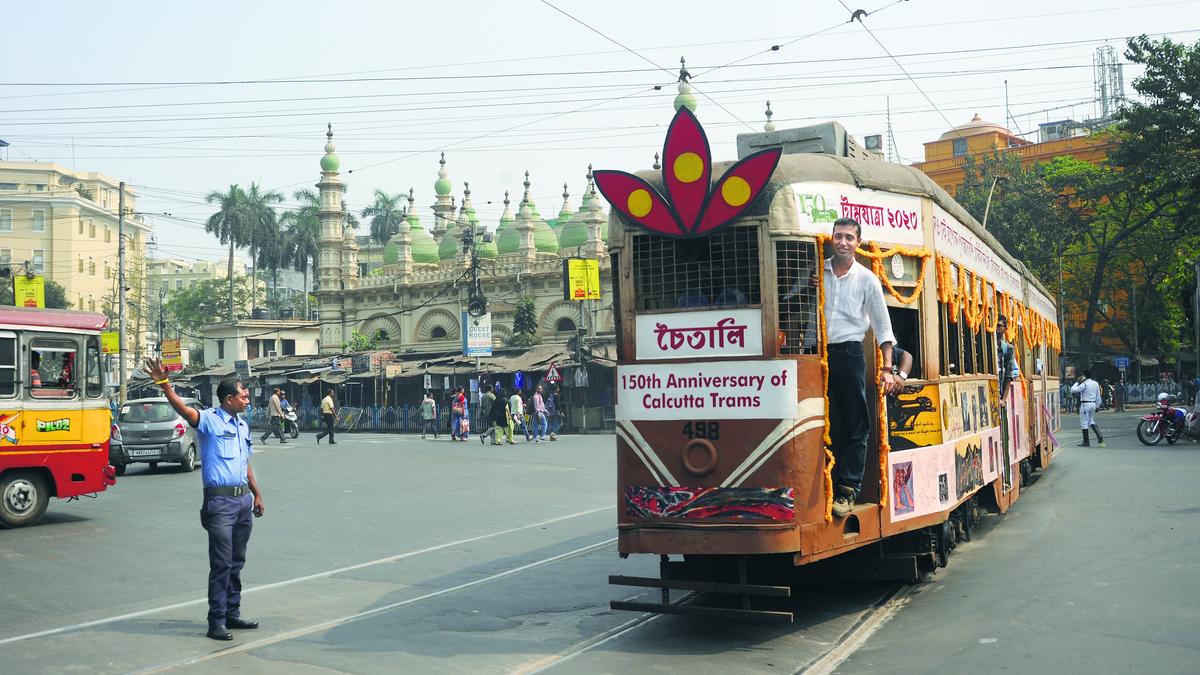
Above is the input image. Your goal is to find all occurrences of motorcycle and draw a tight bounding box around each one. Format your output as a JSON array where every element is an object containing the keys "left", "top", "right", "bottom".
[
  {"left": 282, "top": 405, "right": 300, "bottom": 439},
  {"left": 1136, "top": 395, "right": 1200, "bottom": 445}
]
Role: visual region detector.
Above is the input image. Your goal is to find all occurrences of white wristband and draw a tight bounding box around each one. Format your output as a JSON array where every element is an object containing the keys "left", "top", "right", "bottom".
[{"left": 898, "top": 371, "right": 908, "bottom": 380}]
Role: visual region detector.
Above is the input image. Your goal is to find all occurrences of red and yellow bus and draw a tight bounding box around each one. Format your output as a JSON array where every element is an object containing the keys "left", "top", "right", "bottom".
[
  {"left": 0, "top": 307, "right": 117, "bottom": 527},
  {"left": 601, "top": 110, "right": 1061, "bottom": 621}
]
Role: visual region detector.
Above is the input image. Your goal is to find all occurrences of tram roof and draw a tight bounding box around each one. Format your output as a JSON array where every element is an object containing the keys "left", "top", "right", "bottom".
[
  {"left": 610, "top": 152, "right": 1055, "bottom": 303},
  {"left": 0, "top": 306, "right": 109, "bottom": 332}
]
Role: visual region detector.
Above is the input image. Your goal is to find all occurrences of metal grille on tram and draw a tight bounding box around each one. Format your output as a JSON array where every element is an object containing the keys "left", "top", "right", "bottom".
[
  {"left": 776, "top": 240, "right": 820, "bottom": 355},
  {"left": 631, "top": 227, "right": 760, "bottom": 311}
]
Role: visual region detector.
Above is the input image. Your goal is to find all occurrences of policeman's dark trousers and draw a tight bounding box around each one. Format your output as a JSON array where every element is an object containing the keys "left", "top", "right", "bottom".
[
  {"left": 316, "top": 413, "right": 335, "bottom": 443},
  {"left": 828, "top": 341, "right": 869, "bottom": 497},
  {"left": 200, "top": 494, "right": 253, "bottom": 628}
]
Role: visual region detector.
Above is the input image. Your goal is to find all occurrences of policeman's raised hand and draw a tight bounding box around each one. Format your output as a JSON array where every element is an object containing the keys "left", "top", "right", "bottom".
[{"left": 144, "top": 357, "right": 167, "bottom": 382}]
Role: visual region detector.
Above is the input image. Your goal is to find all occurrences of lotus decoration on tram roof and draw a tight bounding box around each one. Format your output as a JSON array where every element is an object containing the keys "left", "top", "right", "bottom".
[{"left": 593, "top": 106, "right": 782, "bottom": 239}]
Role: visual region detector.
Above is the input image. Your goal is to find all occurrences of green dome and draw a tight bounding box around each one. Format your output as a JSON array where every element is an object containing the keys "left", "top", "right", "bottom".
[
  {"left": 383, "top": 241, "right": 399, "bottom": 264},
  {"left": 532, "top": 218, "right": 558, "bottom": 253},
  {"left": 434, "top": 177, "right": 452, "bottom": 195},
  {"left": 476, "top": 228, "right": 498, "bottom": 258},
  {"left": 558, "top": 219, "right": 588, "bottom": 250},
  {"left": 321, "top": 153, "right": 340, "bottom": 172},
  {"left": 410, "top": 217, "right": 439, "bottom": 264},
  {"left": 437, "top": 221, "right": 460, "bottom": 260},
  {"left": 674, "top": 90, "right": 697, "bottom": 113}
]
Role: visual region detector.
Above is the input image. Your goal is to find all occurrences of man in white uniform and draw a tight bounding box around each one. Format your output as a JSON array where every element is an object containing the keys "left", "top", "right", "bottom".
[{"left": 1070, "top": 370, "right": 1105, "bottom": 447}]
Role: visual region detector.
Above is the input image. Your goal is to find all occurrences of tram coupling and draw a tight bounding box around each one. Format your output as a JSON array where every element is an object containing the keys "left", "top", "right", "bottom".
[{"left": 609, "top": 554, "right": 794, "bottom": 622}]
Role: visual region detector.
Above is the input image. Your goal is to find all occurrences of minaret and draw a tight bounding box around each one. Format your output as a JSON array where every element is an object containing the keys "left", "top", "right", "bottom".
[
  {"left": 556, "top": 183, "right": 574, "bottom": 225},
  {"left": 430, "top": 152, "right": 455, "bottom": 239},
  {"left": 763, "top": 100, "right": 776, "bottom": 132},
  {"left": 582, "top": 164, "right": 607, "bottom": 258},
  {"left": 317, "top": 122, "right": 347, "bottom": 354},
  {"left": 391, "top": 200, "right": 413, "bottom": 279},
  {"left": 455, "top": 182, "right": 476, "bottom": 267},
  {"left": 673, "top": 57, "right": 697, "bottom": 113},
  {"left": 514, "top": 171, "right": 537, "bottom": 262}
]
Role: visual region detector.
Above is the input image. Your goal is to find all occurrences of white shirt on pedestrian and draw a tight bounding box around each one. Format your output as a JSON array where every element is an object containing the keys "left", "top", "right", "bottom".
[
  {"left": 823, "top": 258, "right": 896, "bottom": 346},
  {"left": 1070, "top": 378, "right": 1101, "bottom": 403}
]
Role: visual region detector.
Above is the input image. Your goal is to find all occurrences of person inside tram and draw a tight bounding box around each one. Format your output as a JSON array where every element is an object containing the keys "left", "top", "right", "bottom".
[
  {"left": 890, "top": 345, "right": 916, "bottom": 390},
  {"left": 29, "top": 351, "right": 43, "bottom": 387}
]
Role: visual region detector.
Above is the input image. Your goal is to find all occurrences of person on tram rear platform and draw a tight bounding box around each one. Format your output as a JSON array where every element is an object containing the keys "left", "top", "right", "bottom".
[
  {"left": 820, "top": 217, "right": 901, "bottom": 518},
  {"left": 890, "top": 345, "right": 915, "bottom": 385}
]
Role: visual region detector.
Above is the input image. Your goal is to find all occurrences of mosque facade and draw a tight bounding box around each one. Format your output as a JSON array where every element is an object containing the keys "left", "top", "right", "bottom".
[{"left": 311, "top": 125, "right": 613, "bottom": 356}]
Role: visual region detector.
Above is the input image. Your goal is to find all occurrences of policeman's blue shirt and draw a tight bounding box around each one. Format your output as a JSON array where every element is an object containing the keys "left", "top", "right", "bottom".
[{"left": 196, "top": 407, "right": 253, "bottom": 488}]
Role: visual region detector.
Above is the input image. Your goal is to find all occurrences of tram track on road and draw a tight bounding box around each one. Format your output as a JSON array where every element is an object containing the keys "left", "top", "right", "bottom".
[{"left": 132, "top": 536, "right": 620, "bottom": 674}]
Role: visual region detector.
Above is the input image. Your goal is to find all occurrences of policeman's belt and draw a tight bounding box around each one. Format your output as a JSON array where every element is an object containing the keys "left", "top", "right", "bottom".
[{"left": 204, "top": 485, "right": 250, "bottom": 497}]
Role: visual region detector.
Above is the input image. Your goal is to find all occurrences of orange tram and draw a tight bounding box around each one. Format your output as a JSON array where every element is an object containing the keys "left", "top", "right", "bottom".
[{"left": 598, "top": 109, "right": 1061, "bottom": 621}]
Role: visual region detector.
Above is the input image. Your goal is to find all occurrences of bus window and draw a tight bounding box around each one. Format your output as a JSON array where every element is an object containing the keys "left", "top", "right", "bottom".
[
  {"left": 776, "top": 240, "right": 819, "bottom": 355},
  {"left": 887, "top": 307, "right": 921, "bottom": 378},
  {"left": 85, "top": 336, "right": 103, "bottom": 398},
  {"left": 962, "top": 321, "right": 976, "bottom": 374},
  {"left": 0, "top": 334, "right": 15, "bottom": 397},
  {"left": 29, "top": 338, "right": 78, "bottom": 399},
  {"left": 632, "top": 227, "right": 760, "bottom": 311}
]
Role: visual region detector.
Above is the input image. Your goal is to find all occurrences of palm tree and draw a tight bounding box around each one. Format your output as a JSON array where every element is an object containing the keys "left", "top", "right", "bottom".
[
  {"left": 282, "top": 189, "right": 320, "bottom": 318},
  {"left": 361, "top": 189, "right": 405, "bottom": 270},
  {"left": 204, "top": 184, "right": 249, "bottom": 321},
  {"left": 243, "top": 182, "right": 284, "bottom": 310}
]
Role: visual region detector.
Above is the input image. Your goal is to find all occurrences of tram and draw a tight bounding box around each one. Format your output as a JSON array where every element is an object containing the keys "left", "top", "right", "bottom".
[
  {"left": 0, "top": 307, "right": 117, "bottom": 528},
  {"left": 598, "top": 109, "right": 1061, "bottom": 621}
]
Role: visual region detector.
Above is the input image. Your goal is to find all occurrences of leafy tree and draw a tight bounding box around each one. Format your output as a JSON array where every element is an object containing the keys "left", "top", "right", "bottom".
[
  {"left": 0, "top": 277, "right": 71, "bottom": 308},
  {"left": 204, "top": 184, "right": 249, "bottom": 322},
  {"left": 362, "top": 189, "right": 406, "bottom": 268},
  {"left": 508, "top": 297, "right": 541, "bottom": 347},
  {"left": 341, "top": 329, "right": 378, "bottom": 353},
  {"left": 164, "top": 276, "right": 256, "bottom": 337},
  {"left": 242, "top": 182, "right": 284, "bottom": 311},
  {"left": 282, "top": 189, "right": 321, "bottom": 317}
]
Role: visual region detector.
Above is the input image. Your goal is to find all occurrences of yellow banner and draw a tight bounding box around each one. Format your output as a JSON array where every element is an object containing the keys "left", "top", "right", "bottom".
[
  {"left": 100, "top": 331, "right": 120, "bottom": 354},
  {"left": 13, "top": 275, "right": 45, "bottom": 308},
  {"left": 563, "top": 259, "right": 601, "bottom": 301},
  {"left": 160, "top": 339, "right": 180, "bottom": 354}
]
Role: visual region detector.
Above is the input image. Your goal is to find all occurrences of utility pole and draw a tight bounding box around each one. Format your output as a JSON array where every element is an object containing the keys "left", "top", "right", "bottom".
[
  {"left": 1057, "top": 238, "right": 1065, "bottom": 374},
  {"left": 118, "top": 181, "right": 127, "bottom": 405},
  {"left": 1132, "top": 282, "right": 1140, "bottom": 386},
  {"left": 1193, "top": 257, "right": 1200, "bottom": 384}
]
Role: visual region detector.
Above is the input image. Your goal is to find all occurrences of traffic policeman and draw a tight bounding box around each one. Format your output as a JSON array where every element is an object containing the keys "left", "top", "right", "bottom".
[{"left": 145, "top": 358, "right": 265, "bottom": 641}]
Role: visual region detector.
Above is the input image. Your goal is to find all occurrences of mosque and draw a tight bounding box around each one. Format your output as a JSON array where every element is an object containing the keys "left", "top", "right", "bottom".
[{"left": 312, "top": 126, "right": 614, "bottom": 356}]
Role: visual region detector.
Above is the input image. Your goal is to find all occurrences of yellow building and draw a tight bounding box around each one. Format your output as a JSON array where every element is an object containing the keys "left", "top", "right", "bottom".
[
  {"left": 915, "top": 115, "right": 1123, "bottom": 367},
  {"left": 915, "top": 114, "right": 1115, "bottom": 195},
  {"left": 0, "top": 161, "right": 153, "bottom": 312}
]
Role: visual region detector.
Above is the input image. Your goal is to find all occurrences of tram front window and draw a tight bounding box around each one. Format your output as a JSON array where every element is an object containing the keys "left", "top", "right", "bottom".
[
  {"left": 632, "top": 228, "right": 760, "bottom": 311},
  {"left": 776, "top": 240, "right": 819, "bottom": 355}
]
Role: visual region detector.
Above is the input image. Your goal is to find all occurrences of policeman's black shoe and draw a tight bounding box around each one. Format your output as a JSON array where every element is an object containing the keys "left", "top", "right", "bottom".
[
  {"left": 207, "top": 625, "right": 234, "bottom": 641},
  {"left": 226, "top": 617, "right": 259, "bottom": 630},
  {"left": 329, "top": 441, "right": 337, "bottom": 445}
]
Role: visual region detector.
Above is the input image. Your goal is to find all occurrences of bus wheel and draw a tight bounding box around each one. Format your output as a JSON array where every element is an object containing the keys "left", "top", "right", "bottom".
[{"left": 0, "top": 472, "right": 50, "bottom": 528}]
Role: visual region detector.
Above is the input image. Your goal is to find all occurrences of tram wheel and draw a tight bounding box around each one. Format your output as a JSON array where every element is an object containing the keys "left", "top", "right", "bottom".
[{"left": 934, "top": 521, "right": 952, "bottom": 568}]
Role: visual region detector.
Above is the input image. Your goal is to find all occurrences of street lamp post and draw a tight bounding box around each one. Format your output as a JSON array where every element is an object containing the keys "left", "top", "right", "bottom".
[{"left": 981, "top": 176, "right": 1006, "bottom": 231}]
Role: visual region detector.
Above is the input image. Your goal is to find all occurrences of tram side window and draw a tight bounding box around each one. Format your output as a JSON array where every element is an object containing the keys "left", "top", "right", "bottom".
[
  {"left": 887, "top": 307, "right": 921, "bottom": 378},
  {"left": 29, "top": 338, "right": 79, "bottom": 399},
  {"left": 776, "top": 240, "right": 819, "bottom": 355},
  {"left": 85, "top": 336, "right": 103, "bottom": 398},
  {"left": 610, "top": 251, "right": 624, "bottom": 361},
  {"left": 940, "top": 303, "right": 962, "bottom": 376},
  {"left": 631, "top": 227, "right": 760, "bottom": 311},
  {"left": 0, "top": 335, "right": 15, "bottom": 397}
]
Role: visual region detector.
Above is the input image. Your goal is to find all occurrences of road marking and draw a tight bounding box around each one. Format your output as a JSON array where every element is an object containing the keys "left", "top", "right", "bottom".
[
  {"left": 132, "top": 538, "right": 618, "bottom": 674},
  {"left": 516, "top": 612, "right": 663, "bottom": 675},
  {"left": 0, "top": 505, "right": 614, "bottom": 647},
  {"left": 801, "top": 584, "right": 916, "bottom": 674}
]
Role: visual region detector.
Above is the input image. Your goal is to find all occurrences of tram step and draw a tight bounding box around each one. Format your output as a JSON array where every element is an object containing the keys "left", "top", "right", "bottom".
[
  {"left": 610, "top": 599, "right": 793, "bottom": 623},
  {"left": 609, "top": 574, "right": 791, "bottom": 598}
]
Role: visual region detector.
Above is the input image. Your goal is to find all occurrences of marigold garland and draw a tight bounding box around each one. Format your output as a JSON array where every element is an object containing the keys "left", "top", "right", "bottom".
[
  {"left": 865, "top": 242, "right": 930, "bottom": 306},
  {"left": 875, "top": 345, "right": 890, "bottom": 509},
  {"left": 936, "top": 256, "right": 1059, "bottom": 350},
  {"left": 816, "top": 235, "right": 834, "bottom": 523}
]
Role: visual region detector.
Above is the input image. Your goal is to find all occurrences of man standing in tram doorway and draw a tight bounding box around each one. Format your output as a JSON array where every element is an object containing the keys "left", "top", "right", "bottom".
[
  {"left": 1070, "top": 370, "right": 1106, "bottom": 447},
  {"left": 144, "top": 358, "right": 265, "bottom": 641},
  {"left": 821, "top": 217, "right": 900, "bottom": 518}
]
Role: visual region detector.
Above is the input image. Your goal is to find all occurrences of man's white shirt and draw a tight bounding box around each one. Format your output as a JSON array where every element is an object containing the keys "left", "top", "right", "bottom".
[
  {"left": 1070, "top": 378, "right": 1101, "bottom": 403},
  {"left": 823, "top": 258, "right": 896, "bottom": 346}
]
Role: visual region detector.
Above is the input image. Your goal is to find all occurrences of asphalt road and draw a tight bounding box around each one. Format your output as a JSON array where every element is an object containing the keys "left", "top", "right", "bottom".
[{"left": 0, "top": 408, "right": 1195, "bottom": 674}]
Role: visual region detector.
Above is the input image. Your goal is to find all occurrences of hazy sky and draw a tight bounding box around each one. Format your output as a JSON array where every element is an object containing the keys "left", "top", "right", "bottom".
[{"left": 4, "top": 0, "right": 1197, "bottom": 265}]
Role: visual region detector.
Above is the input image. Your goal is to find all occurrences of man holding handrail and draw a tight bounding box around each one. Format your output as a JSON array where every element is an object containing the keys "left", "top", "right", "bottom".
[
  {"left": 144, "top": 357, "right": 264, "bottom": 641},
  {"left": 820, "top": 218, "right": 901, "bottom": 518}
]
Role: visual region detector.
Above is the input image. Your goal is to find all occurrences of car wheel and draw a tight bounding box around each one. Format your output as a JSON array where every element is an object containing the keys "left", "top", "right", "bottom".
[
  {"left": 0, "top": 471, "right": 50, "bottom": 528},
  {"left": 148, "top": 462, "right": 158, "bottom": 472},
  {"left": 180, "top": 445, "right": 197, "bottom": 472},
  {"left": 114, "top": 464, "right": 127, "bottom": 477}
]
